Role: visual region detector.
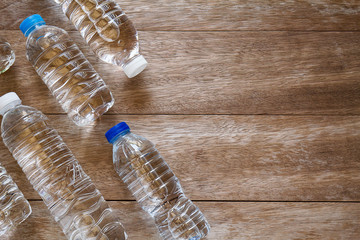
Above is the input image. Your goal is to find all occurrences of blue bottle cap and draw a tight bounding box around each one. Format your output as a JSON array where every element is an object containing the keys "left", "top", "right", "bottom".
[
  {"left": 20, "top": 14, "right": 46, "bottom": 37},
  {"left": 105, "top": 122, "right": 130, "bottom": 144}
]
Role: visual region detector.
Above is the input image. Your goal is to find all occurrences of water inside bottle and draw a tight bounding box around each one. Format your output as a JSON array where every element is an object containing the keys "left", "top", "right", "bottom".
[
  {"left": 1, "top": 105, "right": 126, "bottom": 239},
  {"left": 0, "top": 165, "right": 31, "bottom": 235},
  {"left": 57, "top": 0, "right": 141, "bottom": 67},
  {"left": 26, "top": 25, "right": 114, "bottom": 126},
  {"left": 0, "top": 37, "right": 15, "bottom": 74},
  {"left": 113, "top": 132, "right": 210, "bottom": 240}
]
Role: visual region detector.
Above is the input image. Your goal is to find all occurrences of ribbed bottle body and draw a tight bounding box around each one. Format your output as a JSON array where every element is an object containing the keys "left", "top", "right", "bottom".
[
  {"left": 54, "top": 0, "right": 140, "bottom": 67},
  {"left": 0, "top": 37, "right": 15, "bottom": 74},
  {"left": 113, "top": 132, "right": 210, "bottom": 240},
  {"left": 1, "top": 105, "right": 127, "bottom": 240},
  {"left": 26, "top": 25, "right": 114, "bottom": 126},
  {"left": 0, "top": 164, "right": 31, "bottom": 236}
]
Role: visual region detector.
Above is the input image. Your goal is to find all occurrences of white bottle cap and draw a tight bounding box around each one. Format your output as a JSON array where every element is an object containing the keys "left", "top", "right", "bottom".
[
  {"left": 0, "top": 92, "right": 22, "bottom": 116},
  {"left": 122, "top": 55, "right": 148, "bottom": 78}
]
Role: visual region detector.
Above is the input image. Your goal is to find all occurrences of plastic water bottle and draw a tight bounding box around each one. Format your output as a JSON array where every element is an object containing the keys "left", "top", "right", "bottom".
[
  {"left": 0, "top": 163, "right": 31, "bottom": 236},
  {"left": 0, "top": 37, "right": 15, "bottom": 74},
  {"left": 20, "top": 15, "right": 114, "bottom": 127},
  {"left": 52, "top": 0, "right": 148, "bottom": 78},
  {"left": 105, "top": 122, "right": 210, "bottom": 240},
  {"left": 0, "top": 92, "right": 127, "bottom": 240}
]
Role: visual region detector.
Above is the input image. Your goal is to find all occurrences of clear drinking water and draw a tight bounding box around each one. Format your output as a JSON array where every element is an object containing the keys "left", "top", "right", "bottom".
[
  {"left": 106, "top": 122, "right": 210, "bottom": 240},
  {"left": 20, "top": 14, "right": 114, "bottom": 127},
  {"left": 0, "top": 163, "right": 31, "bottom": 236},
  {"left": 52, "top": 0, "right": 148, "bottom": 78},
  {"left": 0, "top": 92, "right": 127, "bottom": 240},
  {"left": 0, "top": 37, "right": 15, "bottom": 74}
]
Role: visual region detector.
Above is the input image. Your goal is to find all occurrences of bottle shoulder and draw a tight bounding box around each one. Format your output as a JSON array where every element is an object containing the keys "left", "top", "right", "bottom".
[
  {"left": 1, "top": 105, "right": 46, "bottom": 134},
  {"left": 27, "top": 25, "right": 68, "bottom": 41},
  {"left": 113, "top": 133, "right": 155, "bottom": 159},
  {"left": 114, "top": 132, "right": 153, "bottom": 147},
  {"left": 26, "top": 25, "right": 70, "bottom": 59}
]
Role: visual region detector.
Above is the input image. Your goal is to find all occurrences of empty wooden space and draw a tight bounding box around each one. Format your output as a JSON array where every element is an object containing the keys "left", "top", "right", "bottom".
[{"left": 0, "top": 0, "right": 359, "bottom": 239}]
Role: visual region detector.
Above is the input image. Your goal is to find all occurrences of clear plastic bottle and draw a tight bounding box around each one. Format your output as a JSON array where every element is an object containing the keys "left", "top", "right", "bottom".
[
  {"left": 0, "top": 92, "right": 127, "bottom": 240},
  {"left": 105, "top": 122, "right": 210, "bottom": 240},
  {"left": 0, "top": 163, "right": 31, "bottom": 236},
  {"left": 0, "top": 37, "right": 15, "bottom": 74},
  {"left": 20, "top": 14, "right": 114, "bottom": 127},
  {"left": 52, "top": 0, "right": 148, "bottom": 78}
]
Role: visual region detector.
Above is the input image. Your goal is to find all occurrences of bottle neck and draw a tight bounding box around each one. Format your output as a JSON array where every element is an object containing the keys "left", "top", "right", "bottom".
[
  {"left": 25, "top": 23, "right": 45, "bottom": 37},
  {"left": 111, "top": 129, "right": 131, "bottom": 144},
  {"left": 0, "top": 102, "right": 21, "bottom": 116}
]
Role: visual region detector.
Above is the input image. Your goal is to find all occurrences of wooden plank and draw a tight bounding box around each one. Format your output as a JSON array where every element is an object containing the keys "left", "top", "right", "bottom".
[
  {"left": 1, "top": 0, "right": 360, "bottom": 31},
  {"left": 1, "top": 115, "right": 359, "bottom": 201},
  {"left": 0, "top": 30, "right": 359, "bottom": 115},
  {"left": 3, "top": 201, "right": 360, "bottom": 239}
]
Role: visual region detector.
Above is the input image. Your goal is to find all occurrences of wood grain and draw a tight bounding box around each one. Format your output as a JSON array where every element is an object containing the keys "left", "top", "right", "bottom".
[
  {"left": 1, "top": 0, "right": 360, "bottom": 31},
  {"left": 1, "top": 115, "right": 359, "bottom": 201},
  {"left": 1, "top": 1, "right": 359, "bottom": 238},
  {"left": 3, "top": 201, "right": 360, "bottom": 240},
  {"left": 0, "top": 30, "right": 359, "bottom": 115}
]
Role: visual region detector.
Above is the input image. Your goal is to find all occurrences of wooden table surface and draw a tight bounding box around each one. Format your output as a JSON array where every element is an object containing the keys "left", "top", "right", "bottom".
[{"left": 1, "top": 0, "right": 360, "bottom": 239}]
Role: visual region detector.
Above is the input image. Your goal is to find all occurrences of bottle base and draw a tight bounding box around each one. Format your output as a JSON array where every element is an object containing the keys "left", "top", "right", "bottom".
[
  {"left": 155, "top": 196, "right": 211, "bottom": 240},
  {"left": 70, "top": 98, "right": 114, "bottom": 127}
]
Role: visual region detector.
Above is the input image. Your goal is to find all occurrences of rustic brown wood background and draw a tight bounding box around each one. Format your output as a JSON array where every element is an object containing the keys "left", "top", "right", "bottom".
[{"left": 1, "top": 0, "right": 360, "bottom": 239}]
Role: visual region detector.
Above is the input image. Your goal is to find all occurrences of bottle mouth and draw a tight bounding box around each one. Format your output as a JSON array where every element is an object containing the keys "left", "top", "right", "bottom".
[
  {"left": 20, "top": 14, "right": 46, "bottom": 37},
  {"left": 105, "top": 122, "right": 131, "bottom": 143},
  {"left": 122, "top": 55, "right": 148, "bottom": 78}
]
